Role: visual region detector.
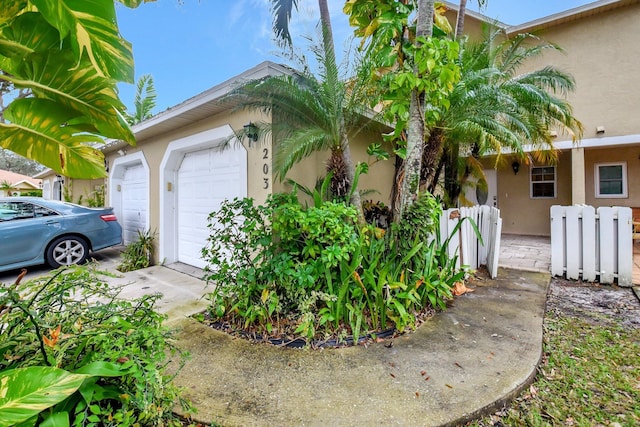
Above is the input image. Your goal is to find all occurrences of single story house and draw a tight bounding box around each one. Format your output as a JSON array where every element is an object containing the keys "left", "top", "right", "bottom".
[
  {"left": 40, "top": 62, "right": 390, "bottom": 268},
  {"left": 0, "top": 169, "right": 42, "bottom": 197}
]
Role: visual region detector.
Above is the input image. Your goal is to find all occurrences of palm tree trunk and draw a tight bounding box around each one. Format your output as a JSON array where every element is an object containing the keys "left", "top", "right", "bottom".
[
  {"left": 455, "top": 0, "right": 467, "bottom": 40},
  {"left": 318, "top": 0, "right": 364, "bottom": 220},
  {"left": 420, "top": 127, "right": 443, "bottom": 189}
]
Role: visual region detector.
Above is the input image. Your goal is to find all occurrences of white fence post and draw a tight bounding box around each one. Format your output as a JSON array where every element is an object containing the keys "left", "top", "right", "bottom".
[
  {"left": 550, "top": 205, "right": 565, "bottom": 277},
  {"left": 598, "top": 207, "right": 615, "bottom": 284},
  {"left": 438, "top": 206, "right": 501, "bottom": 279},
  {"left": 582, "top": 206, "right": 597, "bottom": 282},
  {"left": 550, "top": 205, "right": 633, "bottom": 286},
  {"left": 565, "top": 206, "right": 582, "bottom": 280},
  {"left": 617, "top": 207, "right": 633, "bottom": 286}
]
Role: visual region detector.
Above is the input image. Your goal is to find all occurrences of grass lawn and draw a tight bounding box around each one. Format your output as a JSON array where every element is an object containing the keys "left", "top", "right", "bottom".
[{"left": 469, "top": 301, "right": 640, "bottom": 426}]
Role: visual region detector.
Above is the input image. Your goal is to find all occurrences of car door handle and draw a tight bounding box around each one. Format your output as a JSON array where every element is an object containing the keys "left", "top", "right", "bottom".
[{"left": 45, "top": 220, "right": 59, "bottom": 225}]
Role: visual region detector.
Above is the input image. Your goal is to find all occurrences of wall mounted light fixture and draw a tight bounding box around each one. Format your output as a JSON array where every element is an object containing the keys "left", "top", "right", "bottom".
[
  {"left": 117, "top": 149, "right": 126, "bottom": 156},
  {"left": 511, "top": 161, "right": 520, "bottom": 175},
  {"left": 244, "top": 122, "right": 259, "bottom": 143},
  {"left": 596, "top": 126, "right": 605, "bottom": 134}
]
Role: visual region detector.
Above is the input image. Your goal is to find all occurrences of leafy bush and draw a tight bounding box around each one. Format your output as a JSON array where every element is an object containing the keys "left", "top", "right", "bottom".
[
  {"left": 117, "top": 229, "right": 157, "bottom": 272},
  {"left": 0, "top": 266, "right": 191, "bottom": 426},
  {"left": 202, "top": 193, "right": 359, "bottom": 332},
  {"left": 202, "top": 190, "right": 467, "bottom": 346}
]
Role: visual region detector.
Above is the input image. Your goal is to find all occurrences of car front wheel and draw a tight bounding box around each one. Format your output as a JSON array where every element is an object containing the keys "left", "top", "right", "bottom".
[{"left": 46, "top": 236, "right": 89, "bottom": 268}]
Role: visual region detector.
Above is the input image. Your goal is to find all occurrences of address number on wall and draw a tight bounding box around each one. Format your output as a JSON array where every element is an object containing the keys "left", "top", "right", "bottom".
[{"left": 262, "top": 148, "right": 270, "bottom": 189}]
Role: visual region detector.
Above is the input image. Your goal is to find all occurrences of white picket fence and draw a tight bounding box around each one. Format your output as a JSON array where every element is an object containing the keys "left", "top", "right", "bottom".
[
  {"left": 440, "top": 206, "right": 502, "bottom": 278},
  {"left": 550, "top": 205, "right": 633, "bottom": 286}
]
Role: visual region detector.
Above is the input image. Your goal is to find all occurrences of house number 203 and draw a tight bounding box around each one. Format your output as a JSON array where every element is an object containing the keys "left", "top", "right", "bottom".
[{"left": 262, "top": 148, "right": 270, "bottom": 189}]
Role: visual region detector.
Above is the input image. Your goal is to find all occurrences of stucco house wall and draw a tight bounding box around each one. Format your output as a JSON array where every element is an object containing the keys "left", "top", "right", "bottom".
[{"left": 462, "top": 0, "right": 640, "bottom": 235}]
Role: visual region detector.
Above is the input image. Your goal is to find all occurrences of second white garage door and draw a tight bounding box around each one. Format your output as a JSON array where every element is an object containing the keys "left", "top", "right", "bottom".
[
  {"left": 177, "top": 146, "right": 247, "bottom": 268},
  {"left": 121, "top": 163, "right": 147, "bottom": 244}
]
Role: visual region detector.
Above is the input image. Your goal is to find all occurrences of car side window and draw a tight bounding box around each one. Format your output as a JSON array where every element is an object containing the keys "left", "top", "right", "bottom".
[
  {"left": 0, "top": 202, "right": 58, "bottom": 221},
  {"left": 34, "top": 205, "right": 59, "bottom": 218},
  {"left": 0, "top": 202, "right": 20, "bottom": 221}
]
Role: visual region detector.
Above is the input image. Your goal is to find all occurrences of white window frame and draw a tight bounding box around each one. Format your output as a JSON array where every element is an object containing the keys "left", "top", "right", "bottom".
[
  {"left": 594, "top": 162, "right": 627, "bottom": 198},
  {"left": 530, "top": 166, "right": 557, "bottom": 199}
]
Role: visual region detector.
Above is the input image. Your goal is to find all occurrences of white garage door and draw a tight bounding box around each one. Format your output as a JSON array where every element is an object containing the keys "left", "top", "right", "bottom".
[
  {"left": 121, "top": 164, "right": 147, "bottom": 244},
  {"left": 177, "top": 146, "right": 246, "bottom": 268}
]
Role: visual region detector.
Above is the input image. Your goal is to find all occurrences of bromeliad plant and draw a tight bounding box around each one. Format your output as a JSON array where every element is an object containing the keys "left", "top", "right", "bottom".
[
  {"left": 117, "top": 228, "right": 157, "bottom": 272},
  {"left": 201, "top": 190, "right": 467, "bottom": 345},
  {"left": 0, "top": 266, "right": 192, "bottom": 426}
]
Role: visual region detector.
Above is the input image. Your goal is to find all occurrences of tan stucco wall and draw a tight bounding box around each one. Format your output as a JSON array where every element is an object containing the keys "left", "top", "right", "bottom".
[
  {"left": 512, "top": 5, "right": 640, "bottom": 140},
  {"left": 584, "top": 145, "right": 640, "bottom": 208},
  {"left": 491, "top": 152, "right": 572, "bottom": 236},
  {"left": 489, "top": 3, "right": 640, "bottom": 235},
  {"left": 106, "top": 109, "right": 267, "bottom": 240},
  {"left": 69, "top": 179, "right": 104, "bottom": 205}
]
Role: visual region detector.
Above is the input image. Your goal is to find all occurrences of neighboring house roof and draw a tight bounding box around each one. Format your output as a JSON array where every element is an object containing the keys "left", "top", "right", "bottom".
[{"left": 0, "top": 169, "right": 41, "bottom": 189}]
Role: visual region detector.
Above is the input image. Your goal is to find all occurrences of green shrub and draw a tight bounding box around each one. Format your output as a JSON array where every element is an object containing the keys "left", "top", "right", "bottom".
[
  {"left": 202, "top": 193, "right": 359, "bottom": 330},
  {"left": 0, "top": 266, "right": 192, "bottom": 425},
  {"left": 117, "top": 229, "right": 157, "bottom": 272},
  {"left": 202, "top": 191, "right": 465, "bottom": 345}
]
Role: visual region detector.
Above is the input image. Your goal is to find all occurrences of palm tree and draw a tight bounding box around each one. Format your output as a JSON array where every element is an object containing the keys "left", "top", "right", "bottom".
[
  {"left": 0, "top": 180, "right": 16, "bottom": 197},
  {"left": 398, "top": 0, "right": 435, "bottom": 218},
  {"left": 256, "top": 0, "right": 364, "bottom": 215},
  {"left": 124, "top": 74, "right": 157, "bottom": 125},
  {"left": 226, "top": 39, "right": 371, "bottom": 214},
  {"left": 426, "top": 29, "right": 583, "bottom": 207}
]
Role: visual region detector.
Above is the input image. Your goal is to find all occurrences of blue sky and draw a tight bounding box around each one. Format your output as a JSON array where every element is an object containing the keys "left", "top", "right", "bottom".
[{"left": 116, "top": 0, "right": 595, "bottom": 113}]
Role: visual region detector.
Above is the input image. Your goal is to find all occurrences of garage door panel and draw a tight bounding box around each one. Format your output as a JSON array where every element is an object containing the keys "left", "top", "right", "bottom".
[
  {"left": 121, "top": 164, "right": 147, "bottom": 244},
  {"left": 177, "top": 147, "right": 245, "bottom": 269}
]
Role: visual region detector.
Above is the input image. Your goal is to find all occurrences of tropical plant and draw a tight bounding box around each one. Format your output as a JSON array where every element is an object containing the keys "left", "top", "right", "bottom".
[
  {"left": 0, "top": 1, "right": 145, "bottom": 179},
  {"left": 0, "top": 265, "right": 191, "bottom": 425},
  {"left": 117, "top": 228, "right": 157, "bottom": 272},
  {"left": 344, "top": 0, "right": 461, "bottom": 219},
  {"left": 429, "top": 29, "right": 583, "bottom": 207},
  {"left": 0, "top": 179, "right": 15, "bottom": 196},
  {"left": 124, "top": 74, "right": 157, "bottom": 125},
  {"left": 242, "top": 0, "right": 364, "bottom": 218},
  {"left": 0, "top": 147, "right": 44, "bottom": 176},
  {"left": 227, "top": 44, "right": 373, "bottom": 218},
  {"left": 201, "top": 191, "right": 466, "bottom": 345}
]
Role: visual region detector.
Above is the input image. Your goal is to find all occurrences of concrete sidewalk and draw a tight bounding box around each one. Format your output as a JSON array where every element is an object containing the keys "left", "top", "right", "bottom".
[{"left": 169, "top": 268, "right": 550, "bottom": 427}]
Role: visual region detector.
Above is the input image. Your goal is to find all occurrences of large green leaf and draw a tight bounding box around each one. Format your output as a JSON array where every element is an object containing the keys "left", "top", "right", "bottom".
[
  {"left": 12, "top": 52, "right": 133, "bottom": 142},
  {"left": 0, "top": 0, "right": 27, "bottom": 26},
  {"left": 0, "top": 367, "right": 87, "bottom": 426},
  {"left": 73, "top": 361, "right": 134, "bottom": 376},
  {"left": 0, "top": 13, "right": 60, "bottom": 60},
  {"left": 31, "top": 0, "right": 134, "bottom": 83},
  {"left": 0, "top": 98, "right": 108, "bottom": 179},
  {"left": 39, "top": 412, "right": 69, "bottom": 427},
  {"left": 0, "top": 14, "right": 134, "bottom": 144}
]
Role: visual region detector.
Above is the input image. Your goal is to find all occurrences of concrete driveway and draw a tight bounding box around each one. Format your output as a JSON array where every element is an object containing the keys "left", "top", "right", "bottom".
[
  {"left": 0, "top": 248, "right": 210, "bottom": 324},
  {"left": 0, "top": 247, "right": 124, "bottom": 285}
]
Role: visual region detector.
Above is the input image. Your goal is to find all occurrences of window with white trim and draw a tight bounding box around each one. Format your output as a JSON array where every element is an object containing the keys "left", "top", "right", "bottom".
[
  {"left": 530, "top": 166, "right": 556, "bottom": 198},
  {"left": 595, "top": 162, "right": 627, "bottom": 198}
]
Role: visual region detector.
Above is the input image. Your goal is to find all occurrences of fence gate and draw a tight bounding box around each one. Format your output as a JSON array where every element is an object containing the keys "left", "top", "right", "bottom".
[
  {"left": 550, "top": 205, "right": 633, "bottom": 286},
  {"left": 440, "top": 206, "right": 502, "bottom": 278}
]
